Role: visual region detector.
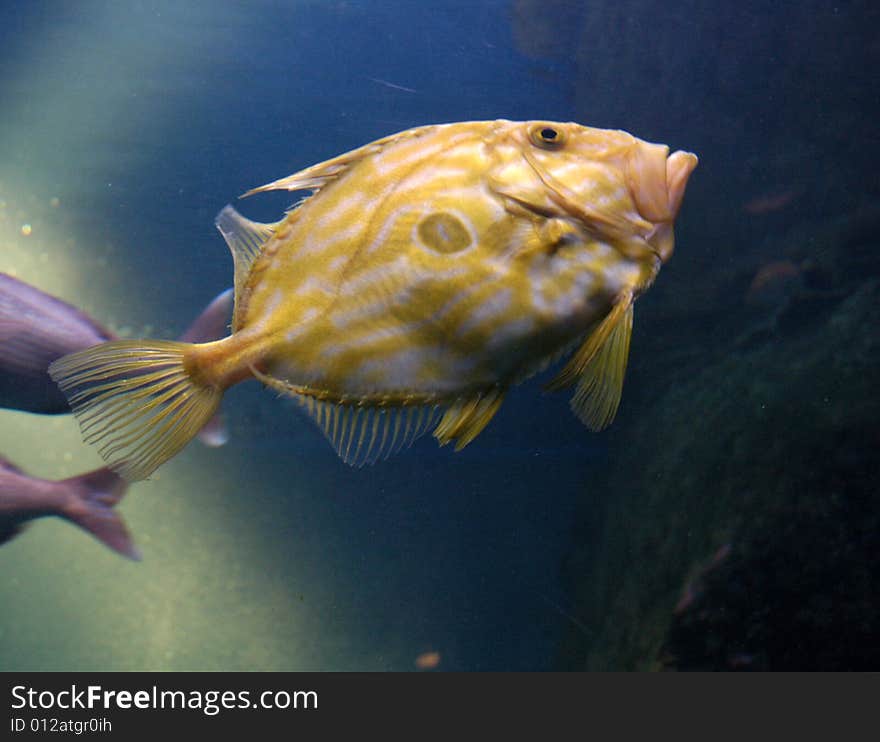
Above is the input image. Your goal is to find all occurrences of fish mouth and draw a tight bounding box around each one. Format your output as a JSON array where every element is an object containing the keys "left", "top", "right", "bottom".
[
  {"left": 626, "top": 144, "right": 698, "bottom": 224},
  {"left": 626, "top": 144, "right": 699, "bottom": 262}
]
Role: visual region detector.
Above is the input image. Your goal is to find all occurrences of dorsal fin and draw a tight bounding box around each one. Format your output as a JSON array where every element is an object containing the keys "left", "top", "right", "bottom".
[
  {"left": 241, "top": 158, "right": 364, "bottom": 198},
  {"left": 241, "top": 125, "right": 437, "bottom": 198},
  {"left": 214, "top": 205, "right": 277, "bottom": 329}
]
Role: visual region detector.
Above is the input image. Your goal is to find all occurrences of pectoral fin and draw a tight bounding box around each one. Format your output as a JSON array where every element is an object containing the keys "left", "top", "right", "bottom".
[
  {"left": 568, "top": 299, "right": 633, "bottom": 431},
  {"left": 545, "top": 292, "right": 634, "bottom": 431},
  {"left": 546, "top": 291, "right": 633, "bottom": 392}
]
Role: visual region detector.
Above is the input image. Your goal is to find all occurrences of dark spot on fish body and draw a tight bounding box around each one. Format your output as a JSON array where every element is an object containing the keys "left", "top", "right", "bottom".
[{"left": 417, "top": 212, "right": 472, "bottom": 253}]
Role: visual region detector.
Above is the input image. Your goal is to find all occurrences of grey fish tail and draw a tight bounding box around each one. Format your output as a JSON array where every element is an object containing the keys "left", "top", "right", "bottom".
[{"left": 62, "top": 467, "right": 141, "bottom": 560}]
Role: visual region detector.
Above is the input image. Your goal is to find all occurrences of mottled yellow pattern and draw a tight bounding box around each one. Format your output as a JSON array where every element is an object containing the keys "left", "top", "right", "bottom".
[
  {"left": 50, "top": 119, "right": 697, "bottom": 478},
  {"left": 220, "top": 122, "right": 693, "bottom": 397}
]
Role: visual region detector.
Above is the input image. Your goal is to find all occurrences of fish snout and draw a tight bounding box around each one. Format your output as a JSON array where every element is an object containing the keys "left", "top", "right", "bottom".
[
  {"left": 626, "top": 143, "right": 699, "bottom": 223},
  {"left": 626, "top": 143, "right": 698, "bottom": 262},
  {"left": 666, "top": 150, "right": 699, "bottom": 220}
]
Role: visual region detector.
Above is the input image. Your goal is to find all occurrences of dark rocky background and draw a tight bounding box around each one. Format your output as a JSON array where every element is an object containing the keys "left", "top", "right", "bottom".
[{"left": 510, "top": 0, "right": 880, "bottom": 669}]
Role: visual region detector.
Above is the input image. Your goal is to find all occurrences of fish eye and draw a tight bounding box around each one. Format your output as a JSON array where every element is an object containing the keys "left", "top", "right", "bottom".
[{"left": 529, "top": 124, "right": 565, "bottom": 150}]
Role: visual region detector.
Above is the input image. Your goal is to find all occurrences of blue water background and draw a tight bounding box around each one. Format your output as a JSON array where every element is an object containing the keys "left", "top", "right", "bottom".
[{"left": 0, "top": 1, "right": 875, "bottom": 670}]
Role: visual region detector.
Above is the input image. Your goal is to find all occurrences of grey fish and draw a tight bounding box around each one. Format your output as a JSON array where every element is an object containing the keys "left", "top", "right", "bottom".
[
  {"left": 0, "top": 454, "right": 139, "bottom": 560},
  {"left": 0, "top": 274, "right": 232, "bottom": 445},
  {"left": 0, "top": 272, "right": 114, "bottom": 413}
]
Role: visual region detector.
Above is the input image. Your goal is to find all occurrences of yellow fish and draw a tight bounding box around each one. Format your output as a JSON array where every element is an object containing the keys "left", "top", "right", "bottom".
[{"left": 49, "top": 120, "right": 697, "bottom": 480}]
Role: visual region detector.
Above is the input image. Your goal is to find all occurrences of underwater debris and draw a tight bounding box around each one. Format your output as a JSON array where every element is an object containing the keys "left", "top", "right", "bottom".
[
  {"left": 744, "top": 260, "right": 804, "bottom": 307},
  {"left": 415, "top": 651, "right": 441, "bottom": 670}
]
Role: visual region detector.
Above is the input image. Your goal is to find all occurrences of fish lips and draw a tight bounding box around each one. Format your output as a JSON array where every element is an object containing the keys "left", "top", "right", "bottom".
[{"left": 626, "top": 144, "right": 699, "bottom": 262}]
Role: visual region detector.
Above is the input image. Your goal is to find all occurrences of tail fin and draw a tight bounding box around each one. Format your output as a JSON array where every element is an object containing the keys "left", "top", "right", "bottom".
[
  {"left": 48, "top": 340, "right": 221, "bottom": 481},
  {"left": 62, "top": 467, "right": 140, "bottom": 560}
]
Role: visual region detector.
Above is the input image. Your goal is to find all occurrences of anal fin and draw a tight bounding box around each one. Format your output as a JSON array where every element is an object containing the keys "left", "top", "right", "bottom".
[
  {"left": 300, "top": 397, "right": 439, "bottom": 467},
  {"left": 433, "top": 388, "right": 505, "bottom": 450},
  {"left": 251, "top": 367, "right": 439, "bottom": 466},
  {"left": 252, "top": 367, "right": 506, "bottom": 462}
]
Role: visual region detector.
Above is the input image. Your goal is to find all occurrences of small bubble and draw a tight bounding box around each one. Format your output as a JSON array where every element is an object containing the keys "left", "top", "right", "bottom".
[
  {"left": 63, "top": 452, "right": 73, "bottom": 462},
  {"left": 50, "top": 197, "right": 60, "bottom": 208},
  {"left": 20, "top": 223, "right": 32, "bottom": 236}
]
